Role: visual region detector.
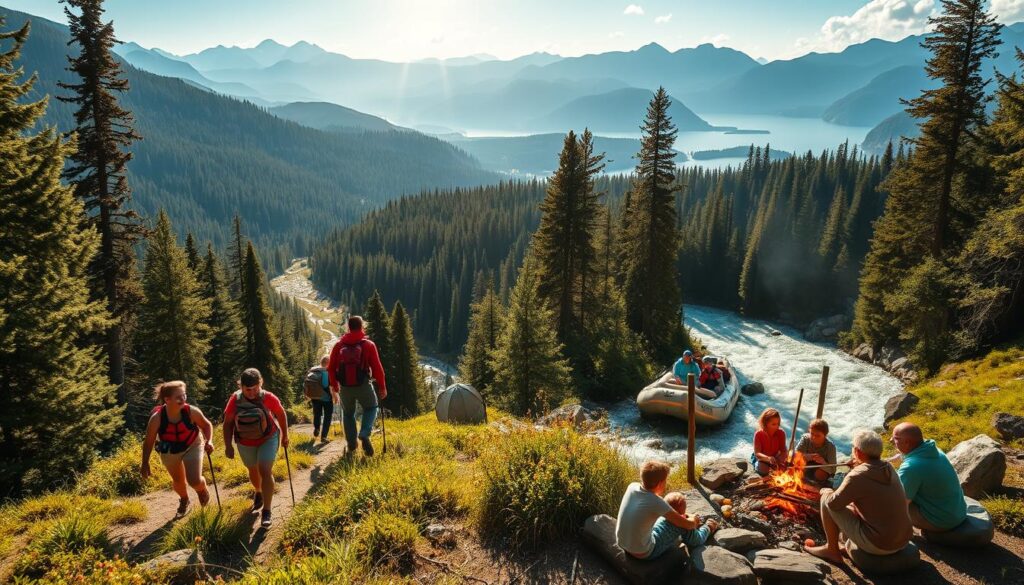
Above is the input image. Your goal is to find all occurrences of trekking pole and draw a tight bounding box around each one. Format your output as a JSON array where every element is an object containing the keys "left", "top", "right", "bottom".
[
  {"left": 206, "top": 451, "right": 222, "bottom": 511},
  {"left": 380, "top": 404, "right": 388, "bottom": 454},
  {"left": 283, "top": 445, "right": 296, "bottom": 505}
]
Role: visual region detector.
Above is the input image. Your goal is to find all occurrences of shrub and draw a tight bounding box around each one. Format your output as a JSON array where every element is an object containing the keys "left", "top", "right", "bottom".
[
  {"left": 983, "top": 495, "right": 1024, "bottom": 537},
  {"left": 475, "top": 427, "right": 633, "bottom": 550},
  {"left": 350, "top": 511, "right": 419, "bottom": 573},
  {"left": 77, "top": 436, "right": 156, "bottom": 498},
  {"left": 14, "top": 514, "right": 112, "bottom": 578},
  {"left": 159, "top": 497, "right": 253, "bottom": 554},
  {"left": 236, "top": 540, "right": 365, "bottom": 584},
  {"left": 11, "top": 545, "right": 160, "bottom": 584}
]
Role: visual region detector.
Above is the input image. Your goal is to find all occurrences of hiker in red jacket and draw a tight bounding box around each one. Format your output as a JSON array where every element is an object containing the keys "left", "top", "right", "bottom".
[{"left": 328, "top": 315, "right": 388, "bottom": 456}]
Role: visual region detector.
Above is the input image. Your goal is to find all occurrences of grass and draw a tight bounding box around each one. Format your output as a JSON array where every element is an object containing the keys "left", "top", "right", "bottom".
[
  {"left": 159, "top": 497, "right": 253, "bottom": 554},
  {"left": 982, "top": 495, "right": 1024, "bottom": 537},
  {"left": 13, "top": 513, "right": 112, "bottom": 579},
  {"left": 895, "top": 343, "right": 1024, "bottom": 451},
  {"left": 76, "top": 436, "right": 158, "bottom": 498},
  {"left": 10, "top": 545, "right": 161, "bottom": 585},
  {"left": 350, "top": 511, "right": 419, "bottom": 573}
]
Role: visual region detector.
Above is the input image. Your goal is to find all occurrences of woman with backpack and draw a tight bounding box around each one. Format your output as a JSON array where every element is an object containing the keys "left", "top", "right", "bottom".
[
  {"left": 141, "top": 380, "right": 216, "bottom": 516},
  {"left": 304, "top": 355, "right": 338, "bottom": 444},
  {"left": 223, "top": 367, "right": 289, "bottom": 527}
]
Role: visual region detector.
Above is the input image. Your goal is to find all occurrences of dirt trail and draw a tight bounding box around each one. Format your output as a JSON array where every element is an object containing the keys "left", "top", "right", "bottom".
[{"left": 109, "top": 424, "right": 346, "bottom": 563}]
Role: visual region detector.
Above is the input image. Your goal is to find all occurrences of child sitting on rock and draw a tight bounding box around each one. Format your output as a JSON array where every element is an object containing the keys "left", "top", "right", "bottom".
[
  {"left": 615, "top": 461, "right": 719, "bottom": 560},
  {"left": 656, "top": 491, "right": 719, "bottom": 550},
  {"left": 796, "top": 418, "right": 838, "bottom": 485}
]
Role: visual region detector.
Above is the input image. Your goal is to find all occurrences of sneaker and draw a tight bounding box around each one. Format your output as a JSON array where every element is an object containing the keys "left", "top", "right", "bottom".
[
  {"left": 360, "top": 436, "right": 374, "bottom": 457},
  {"left": 261, "top": 509, "right": 272, "bottom": 527},
  {"left": 320, "top": 435, "right": 331, "bottom": 444},
  {"left": 250, "top": 491, "right": 263, "bottom": 513},
  {"left": 176, "top": 498, "right": 190, "bottom": 515}
]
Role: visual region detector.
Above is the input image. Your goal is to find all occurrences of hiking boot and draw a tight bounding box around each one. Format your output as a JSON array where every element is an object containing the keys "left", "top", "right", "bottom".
[
  {"left": 261, "top": 509, "right": 272, "bottom": 527},
  {"left": 197, "top": 489, "right": 211, "bottom": 507},
  {"left": 250, "top": 491, "right": 263, "bottom": 513},
  {"left": 176, "top": 497, "right": 190, "bottom": 515},
  {"left": 360, "top": 436, "right": 374, "bottom": 457},
  {"left": 346, "top": 439, "right": 358, "bottom": 454}
]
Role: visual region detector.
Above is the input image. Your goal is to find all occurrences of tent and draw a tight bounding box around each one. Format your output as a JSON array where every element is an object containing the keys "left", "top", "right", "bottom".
[{"left": 435, "top": 383, "right": 487, "bottom": 424}]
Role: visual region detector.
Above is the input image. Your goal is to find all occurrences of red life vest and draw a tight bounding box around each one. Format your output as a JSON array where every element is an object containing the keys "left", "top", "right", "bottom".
[{"left": 156, "top": 404, "right": 199, "bottom": 454}]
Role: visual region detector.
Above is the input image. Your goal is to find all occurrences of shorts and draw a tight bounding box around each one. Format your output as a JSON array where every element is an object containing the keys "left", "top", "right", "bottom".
[
  {"left": 237, "top": 431, "right": 280, "bottom": 468},
  {"left": 821, "top": 494, "right": 903, "bottom": 555},
  {"left": 159, "top": 439, "right": 204, "bottom": 486}
]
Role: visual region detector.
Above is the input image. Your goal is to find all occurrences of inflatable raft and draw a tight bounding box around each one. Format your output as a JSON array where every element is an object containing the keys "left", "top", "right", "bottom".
[{"left": 636, "top": 357, "right": 741, "bottom": 427}]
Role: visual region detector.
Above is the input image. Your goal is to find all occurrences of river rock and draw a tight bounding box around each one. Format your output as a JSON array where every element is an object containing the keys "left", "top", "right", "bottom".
[
  {"left": 922, "top": 496, "right": 995, "bottom": 547},
  {"left": 734, "top": 513, "right": 773, "bottom": 535},
  {"left": 580, "top": 514, "right": 687, "bottom": 585},
  {"left": 851, "top": 343, "right": 874, "bottom": 362},
  {"left": 845, "top": 540, "right": 920, "bottom": 575},
  {"left": 741, "top": 382, "right": 765, "bottom": 396},
  {"left": 877, "top": 346, "right": 906, "bottom": 370},
  {"left": 690, "top": 546, "right": 757, "bottom": 585},
  {"left": 538, "top": 403, "right": 605, "bottom": 429},
  {"left": 683, "top": 488, "right": 720, "bottom": 519},
  {"left": 770, "top": 329, "right": 782, "bottom": 336},
  {"left": 882, "top": 392, "right": 919, "bottom": 428},
  {"left": 700, "top": 458, "right": 749, "bottom": 490},
  {"left": 141, "top": 549, "right": 210, "bottom": 584},
  {"left": 804, "top": 314, "right": 847, "bottom": 342},
  {"left": 947, "top": 435, "right": 1006, "bottom": 498},
  {"left": 992, "top": 412, "right": 1024, "bottom": 441},
  {"left": 752, "top": 549, "right": 829, "bottom": 584},
  {"left": 713, "top": 528, "right": 767, "bottom": 553}
]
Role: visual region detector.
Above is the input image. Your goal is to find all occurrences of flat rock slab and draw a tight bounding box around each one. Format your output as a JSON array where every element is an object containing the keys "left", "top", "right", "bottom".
[
  {"left": 682, "top": 488, "right": 720, "bottom": 519},
  {"left": 700, "top": 458, "right": 749, "bottom": 490},
  {"left": 581, "top": 514, "right": 687, "bottom": 585},
  {"left": 846, "top": 540, "right": 920, "bottom": 575},
  {"left": 713, "top": 528, "right": 767, "bottom": 553},
  {"left": 690, "top": 545, "right": 757, "bottom": 585},
  {"left": 752, "top": 548, "right": 829, "bottom": 584},
  {"left": 923, "top": 496, "right": 995, "bottom": 547},
  {"left": 141, "top": 548, "right": 210, "bottom": 584}
]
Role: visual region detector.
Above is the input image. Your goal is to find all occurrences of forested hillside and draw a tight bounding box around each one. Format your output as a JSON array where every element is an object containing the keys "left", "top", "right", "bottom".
[{"left": 1, "top": 5, "right": 496, "bottom": 268}]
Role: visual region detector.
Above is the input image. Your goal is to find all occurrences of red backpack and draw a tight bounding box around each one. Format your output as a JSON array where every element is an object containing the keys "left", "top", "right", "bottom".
[{"left": 336, "top": 340, "right": 368, "bottom": 387}]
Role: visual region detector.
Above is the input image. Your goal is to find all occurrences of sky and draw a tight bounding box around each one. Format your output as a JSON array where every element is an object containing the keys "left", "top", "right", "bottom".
[{"left": 6, "top": 0, "right": 1024, "bottom": 62}]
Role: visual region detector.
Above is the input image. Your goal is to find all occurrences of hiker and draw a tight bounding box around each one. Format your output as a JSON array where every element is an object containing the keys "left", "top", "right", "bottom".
[
  {"left": 305, "top": 356, "right": 338, "bottom": 444},
  {"left": 328, "top": 315, "right": 387, "bottom": 456},
  {"left": 751, "top": 407, "right": 787, "bottom": 475},
  {"left": 671, "top": 350, "right": 702, "bottom": 385},
  {"left": 891, "top": 422, "right": 967, "bottom": 532},
  {"left": 141, "top": 381, "right": 216, "bottom": 515},
  {"left": 796, "top": 418, "right": 838, "bottom": 484},
  {"left": 615, "top": 461, "right": 717, "bottom": 560},
  {"left": 223, "top": 368, "right": 289, "bottom": 528},
  {"left": 805, "top": 430, "right": 913, "bottom": 564}
]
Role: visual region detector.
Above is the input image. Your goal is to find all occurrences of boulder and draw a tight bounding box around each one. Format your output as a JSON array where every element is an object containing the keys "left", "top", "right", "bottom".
[
  {"left": 947, "top": 434, "right": 1007, "bottom": 498},
  {"left": 690, "top": 545, "right": 757, "bottom": 585},
  {"left": 751, "top": 549, "right": 829, "bottom": 584},
  {"left": 877, "top": 346, "right": 906, "bottom": 370},
  {"left": 770, "top": 329, "right": 782, "bottom": 336},
  {"left": 851, "top": 343, "right": 874, "bottom": 362},
  {"left": 424, "top": 523, "right": 456, "bottom": 548},
  {"left": 713, "top": 528, "right": 767, "bottom": 553},
  {"left": 804, "top": 314, "right": 847, "bottom": 342},
  {"left": 580, "top": 514, "right": 687, "bottom": 585},
  {"left": 141, "top": 549, "right": 210, "bottom": 584},
  {"left": 699, "top": 458, "right": 749, "bottom": 491},
  {"left": 992, "top": 412, "right": 1024, "bottom": 441},
  {"left": 683, "top": 489, "right": 720, "bottom": 519},
  {"left": 922, "top": 497, "right": 995, "bottom": 547},
  {"left": 845, "top": 540, "right": 920, "bottom": 575},
  {"left": 741, "top": 382, "right": 765, "bottom": 396},
  {"left": 882, "top": 392, "right": 919, "bottom": 428},
  {"left": 539, "top": 403, "right": 605, "bottom": 429}
]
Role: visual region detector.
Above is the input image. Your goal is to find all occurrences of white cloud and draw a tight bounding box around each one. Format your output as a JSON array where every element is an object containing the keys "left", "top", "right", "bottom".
[
  {"left": 609, "top": 31, "right": 626, "bottom": 38},
  {"left": 623, "top": 4, "right": 644, "bottom": 16},
  {"left": 655, "top": 13, "right": 672, "bottom": 24},
  {"left": 790, "top": 0, "right": 936, "bottom": 58},
  {"left": 992, "top": 0, "right": 1024, "bottom": 23},
  {"left": 700, "top": 33, "right": 730, "bottom": 46}
]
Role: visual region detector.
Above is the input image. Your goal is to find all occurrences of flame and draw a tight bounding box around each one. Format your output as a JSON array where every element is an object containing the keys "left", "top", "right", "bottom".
[{"left": 763, "top": 452, "right": 818, "bottom": 517}]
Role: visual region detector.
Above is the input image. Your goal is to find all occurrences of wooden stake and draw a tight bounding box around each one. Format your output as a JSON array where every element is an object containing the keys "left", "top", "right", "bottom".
[
  {"left": 787, "top": 388, "right": 805, "bottom": 465},
  {"left": 815, "top": 366, "right": 830, "bottom": 420},
  {"left": 687, "top": 373, "right": 696, "bottom": 485}
]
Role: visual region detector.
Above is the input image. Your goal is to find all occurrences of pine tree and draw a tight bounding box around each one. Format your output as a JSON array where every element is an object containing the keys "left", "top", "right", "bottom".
[
  {"left": 58, "top": 0, "right": 145, "bottom": 401},
  {"left": 363, "top": 290, "right": 395, "bottom": 404},
  {"left": 489, "top": 259, "right": 573, "bottom": 417},
  {"left": 230, "top": 215, "right": 245, "bottom": 297},
  {"left": 200, "top": 244, "right": 246, "bottom": 408},
  {"left": 459, "top": 282, "right": 505, "bottom": 393},
  {"left": 240, "top": 242, "right": 292, "bottom": 405},
  {"left": 184, "top": 232, "right": 200, "bottom": 272},
  {"left": 0, "top": 18, "right": 121, "bottom": 494},
  {"left": 619, "top": 88, "right": 687, "bottom": 364},
  {"left": 136, "top": 211, "right": 212, "bottom": 402},
  {"left": 388, "top": 301, "right": 426, "bottom": 417}
]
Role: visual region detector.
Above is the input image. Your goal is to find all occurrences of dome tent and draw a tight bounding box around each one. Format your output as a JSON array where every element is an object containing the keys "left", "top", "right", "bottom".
[{"left": 435, "top": 383, "right": 487, "bottom": 424}]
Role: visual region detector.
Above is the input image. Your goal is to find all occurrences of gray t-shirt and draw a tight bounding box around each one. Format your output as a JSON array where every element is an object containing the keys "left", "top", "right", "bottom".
[
  {"left": 615, "top": 482, "right": 673, "bottom": 555},
  {"left": 796, "top": 434, "right": 837, "bottom": 473}
]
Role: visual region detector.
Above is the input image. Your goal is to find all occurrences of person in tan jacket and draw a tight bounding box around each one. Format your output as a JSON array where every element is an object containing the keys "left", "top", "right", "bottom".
[{"left": 805, "top": 429, "right": 913, "bottom": 564}]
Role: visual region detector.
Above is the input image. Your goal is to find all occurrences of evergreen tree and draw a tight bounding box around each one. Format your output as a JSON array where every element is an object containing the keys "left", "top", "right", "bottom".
[
  {"left": 489, "top": 259, "right": 572, "bottom": 417},
  {"left": 459, "top": 282, "right": 505, "bottom": 393},
  {"left": 0, "top": 18, "right": 120, "bottom": 494},
  {"left": 388, "top": 301, "right": 426, "bottom": 417},
  {"left": 618, "top": 87, "right": 687, "bottom": 364},
  {"left": 230, "top": 215, "right": 244, "bottom": 297},
  {"left": 184, "top": 232, "right": 200, "bottom": 272},
  {"left": 200, "top": 244, "right": 246, "bottom": 408},
  {"left": 240, "top": 242, "right": 292, "bottom": 405},
  {"left": 363, "top": 290, "right": 395, "bottom": 403},
  {"left": 58, "top": 0, "right": 145, "bottom": 401},
  {"left": 136, "top": 211, "right": 211, "bottom": 402}
]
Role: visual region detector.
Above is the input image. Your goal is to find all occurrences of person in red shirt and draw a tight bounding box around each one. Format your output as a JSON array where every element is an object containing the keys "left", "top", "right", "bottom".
[
  {"left": 328, "top": 315, "right": 388, "bottom": 456},
  {"left": 752, "top": 407, "right": 787, "bottom": 476},
  {"left": 223, "top": 368, "right": 289, "bottom": 527}
]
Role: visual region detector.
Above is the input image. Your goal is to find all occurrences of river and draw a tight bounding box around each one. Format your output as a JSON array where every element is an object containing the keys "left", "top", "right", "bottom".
[{"left": 602, "top": 305, "right": 904, "bottom": 466}]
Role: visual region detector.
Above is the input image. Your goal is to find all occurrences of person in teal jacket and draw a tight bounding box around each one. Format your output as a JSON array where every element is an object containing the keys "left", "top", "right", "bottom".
[
  {"left": 672, "top": 350, "right": 702, "bottom": 385},
  {"left": 891, "top": 422, "right": 967, "bottom": 531}
]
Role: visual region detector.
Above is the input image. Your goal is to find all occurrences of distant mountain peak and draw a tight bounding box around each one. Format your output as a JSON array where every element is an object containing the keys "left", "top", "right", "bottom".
[
  {"left": 637, "top": 42, "right": 669, "bottom": 54},
  {"left": 256, "top": 39, "right": 287, "bottom": 50}
]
